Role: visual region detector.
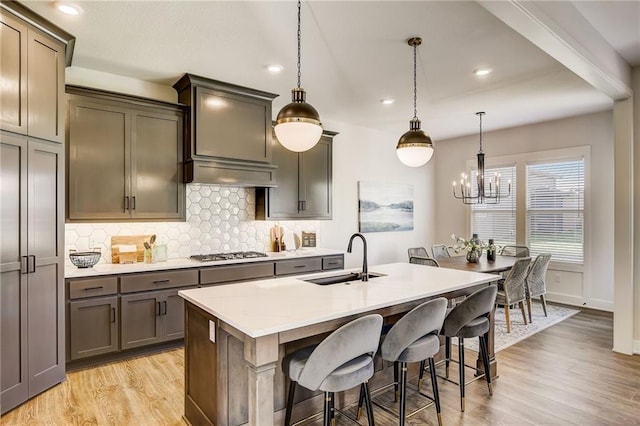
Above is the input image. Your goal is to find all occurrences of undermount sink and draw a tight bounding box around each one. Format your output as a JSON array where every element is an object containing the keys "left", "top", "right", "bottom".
[{"left": 303, "top": 272, "right": 385, "bottom": 285}]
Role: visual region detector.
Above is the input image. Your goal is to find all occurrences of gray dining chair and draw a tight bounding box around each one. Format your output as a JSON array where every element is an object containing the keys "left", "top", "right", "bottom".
[
  {"left": 431, "top": 245, "right": 451, "bottom": 259},
  {"left": 496, "top": 257, "right": 531, "bottom": 333},
  {"left": 439, "top": 285, "right": 497, "bottom": 412},
  {"left": 500, "top": 245, "right": 530, "bottom": 257},
  {"left": 409, "top": 256, "right": 440, "bottom": 267},
  {"left": 525, "top": 253, "right": 552, "bottom": 322},
  {"left": 282, "top": 314, "right": 383, "bottom": 426},
  {"left": 408, "top": 247, "right": 430, "bottom": 260}
]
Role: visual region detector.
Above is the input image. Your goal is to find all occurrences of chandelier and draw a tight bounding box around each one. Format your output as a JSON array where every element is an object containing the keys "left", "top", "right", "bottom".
[{"left": 452, "top": 112, "right": 510, "bottom": 204}]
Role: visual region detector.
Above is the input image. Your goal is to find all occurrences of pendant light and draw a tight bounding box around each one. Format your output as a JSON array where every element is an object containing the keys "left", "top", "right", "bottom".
[
  {"left": 452, "top": 112, "right": 511, "bottom": 204},
  {"left": 274, "top": 0, "right": 322, "bottom": 152},
  {"left": 396, "top": 37, "right": 434, "bottom": 167}
]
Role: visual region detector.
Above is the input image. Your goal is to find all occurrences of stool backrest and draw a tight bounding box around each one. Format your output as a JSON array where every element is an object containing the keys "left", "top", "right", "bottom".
[
  {"left": 441, "top": 285, "right": 498, "bottom": 336},
  {"left": 298, "top": 314, "right": 383, "bottom": 390},
  {"left": 408, "top": 247, "right": 429, "bottom": 259},
  {"left": 381, "top": 298, "right": 447, "bottom": 361},
  {"left": 501, "top": 245, "right": 530, "bottom": 257},
  {"left": 502, "top": 257, "right": 531, "bottom": 303},
  {"left": 409, "top": 257, "right": 440, "bottom": 267},
  {"left": 431, "top": 244, "right": 451, "bottom": 259},
  {"left": 526, "top": 253, "right": 552, "bottom": 297}
]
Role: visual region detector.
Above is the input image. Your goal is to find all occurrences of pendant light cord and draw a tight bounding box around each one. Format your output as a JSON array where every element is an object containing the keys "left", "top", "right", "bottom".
[
  {"left": 413, "top": 41, "right": 418, "bottom": 119},
  {"left": 297, "top": 0, "right": 302, "bottom": 89},
  {"left": 478, "top": 112, "right": 484, "bottom": 153}
]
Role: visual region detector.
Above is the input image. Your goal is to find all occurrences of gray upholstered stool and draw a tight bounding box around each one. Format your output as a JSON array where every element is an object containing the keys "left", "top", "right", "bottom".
[
  {"left": 282, "top": 314, "right": 383, "bottom": 426},
  {"left": 357, "top": 298, "right": 448, "bottom": 426},
  {"left": 439, "top": 285, "right": 497, "bottom": 412}
]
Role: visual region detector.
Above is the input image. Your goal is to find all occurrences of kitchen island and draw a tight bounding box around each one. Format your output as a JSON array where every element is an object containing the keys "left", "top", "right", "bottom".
[{"left": 179, "top": 262, "right": 500, "bottom": 425}]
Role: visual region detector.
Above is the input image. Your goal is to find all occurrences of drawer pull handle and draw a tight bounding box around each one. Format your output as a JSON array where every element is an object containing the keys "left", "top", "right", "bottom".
[
  {"left": 327, "top": 262, "right": 338, "bottom": 265},
  {"left": 111, "top": 307, "right": 116, "bottom": 323},
  {"left": 153, "top": 279, "right": 171, "bottom": 285},
  {"left": 162, "top": 300, "right": 168, "bottom": 315},
  {"left": 85, "top": 286, "right": 104, "bottom": 291},
  {"left": 294, "top": 265, "right": 306, "bottom": 269},
  {"left": 28, "top": 255, "right": 36, "bottom": 273},
  {"left": 131, "top": 196, "right": 136, "bottom": 210},
  {"left": 156, "top": 301, "right": 161, "bottom": 316},
  {"left": 21, "top": 256, "right": 28, "bottom": 274}
]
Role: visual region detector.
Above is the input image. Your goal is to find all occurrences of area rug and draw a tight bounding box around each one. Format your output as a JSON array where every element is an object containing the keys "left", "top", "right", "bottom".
[{"left": 455, "top": 302, "right": 580, "bottom": 353}]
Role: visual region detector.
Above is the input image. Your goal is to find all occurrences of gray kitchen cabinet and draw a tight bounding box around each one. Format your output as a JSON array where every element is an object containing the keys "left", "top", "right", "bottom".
[
  {"left": 66, "top": 86, "right": 185, "bottom": 222},
  {"left": 199, "top": 262, "right": 275, "bottom": 286},
  {"left": 256, "top": 131, "right": 336, "bottom": 220},
  {"left": 173, "top": 74, "right": 278, "bottom": 186},
  {"left": 120, "top": 288, "right": 193, "bottom": 350},
  {"left": 1, "top": 132, "right": 65, "bottom": 414},
  {"left": 0, "top": 9, "right": 65, "bottom": 143},
  {"left": 68, "top": 297, "right": 118, "bottom": 361}
]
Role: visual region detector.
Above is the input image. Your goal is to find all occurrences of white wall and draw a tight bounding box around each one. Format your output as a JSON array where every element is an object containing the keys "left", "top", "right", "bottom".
[
  {"left": 434, "top": 111, "right": 615, "bottom": 310},
  {"left": 633, "top": 66, "right": 640, "bottom": 351}
]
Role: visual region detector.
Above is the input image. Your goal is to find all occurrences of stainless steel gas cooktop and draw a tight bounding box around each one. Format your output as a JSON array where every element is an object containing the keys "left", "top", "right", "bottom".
[{"left": 190, "top": 251, "right": 268, "bottom": 262}]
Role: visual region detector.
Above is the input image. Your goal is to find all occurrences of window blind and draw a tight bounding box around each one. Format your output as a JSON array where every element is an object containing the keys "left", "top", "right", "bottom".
[
  {"left": 470, "top": 165, "right": 516, "bottom": 246},
  {"left": 526, "top": 159, "right": 584, "bottom": 264}
]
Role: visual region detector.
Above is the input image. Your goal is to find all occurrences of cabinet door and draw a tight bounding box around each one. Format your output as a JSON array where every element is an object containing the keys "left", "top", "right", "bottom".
[
  {"left": 0, "top": 12, "right": 28, "bottom": 135},
  {"left": 163, "top": 289, "right": 191, "bottom": 341},
  {"left": 130, "top": 110, "right": 185, "bottom": 220},
  {"left": 27, "top": 29, "right": 64, "bottom": 143},
  {"left": 0, "top": 133, "right": 28, "bottom": 413},
  {"left": 264, "top": 137, "right": 300, "bottom": 218},
  {"left": 68, "top": 296, "right": 118, "bottom": 361},
  {"left": 26, "top": 139, "right": 65, "bottom": 397},
  {"left": 67, "top": 98, "right": 131, "bottom": 220},
  {"left": 299, "top": 136, "right": 332, "bottom": 219},
  {"left": 120, "top": 292, "right": 162, "bottom": 350},
  {"left": 195, "top": 87, "right": 271, "bottom": 163}
]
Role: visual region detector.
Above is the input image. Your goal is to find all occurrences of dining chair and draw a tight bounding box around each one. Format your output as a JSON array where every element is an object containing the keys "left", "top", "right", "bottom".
[
  {"left": 496, "top": 257, "right": 531, "bottom": 333},
  {"left": 408, "top": 247, "right": 430, "bottom": 260},
  {"left": 360, "top": 298, "right": 447, "bottom": 426},
  {"left": 409, "top": 256, "right": 440, "bottom": 267},
  {"left": 500, "top": 245, "right": 530, "bottom": 257},
  {"left": 439, "top": 285, "right": 497, "bottom": 412},
  {"left": 525, "top": 253, "right": 552, "bottom": 322},
  {"left": 282, "top": 314, "right": 383, "bottom": 426},
  {"left": 431, "top": 245, "right": 451, "bottom": 259}
]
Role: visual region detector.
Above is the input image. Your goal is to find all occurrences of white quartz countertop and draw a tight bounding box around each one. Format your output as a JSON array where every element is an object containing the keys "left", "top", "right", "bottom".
[
  {"left": 64, "top": 248, "right": 344, "bottom": 279},
  {"left": 179, "top": 262, "right": 500, "bottom": 338}
]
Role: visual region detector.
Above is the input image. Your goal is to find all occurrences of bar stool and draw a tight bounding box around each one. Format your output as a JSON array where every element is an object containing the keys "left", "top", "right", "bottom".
[
  {"left": 357, "top": 298, "right": 448, "bottom": 426},
  {"left": 439, "top": 285, "right": 497, "bottom": 412},
  {"left": 282, "top": 314, "right": 383, "bottom": 426}
]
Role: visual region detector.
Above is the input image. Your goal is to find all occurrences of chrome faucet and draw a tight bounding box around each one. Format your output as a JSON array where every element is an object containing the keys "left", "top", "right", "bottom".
[{"left": 347, "top": 233, "right": 368, "bottom": 282}]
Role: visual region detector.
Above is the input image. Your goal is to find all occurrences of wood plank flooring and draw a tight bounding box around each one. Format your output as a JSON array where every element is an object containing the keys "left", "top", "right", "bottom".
[{"left": 2, "top": 309, "right": 639, "bottom": 425}]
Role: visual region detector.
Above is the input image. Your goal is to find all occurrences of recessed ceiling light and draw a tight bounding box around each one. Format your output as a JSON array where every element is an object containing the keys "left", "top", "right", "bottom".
[
  {"left": 380, "top": 99, "right": 395, "bottom": 105},
  {"left": 266, "top": 64, "right": 283, "bottom": 74},
  {"left": 473, "top": 68, "right": 492, "bottom": 77},
  {"left": 55, "top": 2, "right": 82, "bottom": 16}
]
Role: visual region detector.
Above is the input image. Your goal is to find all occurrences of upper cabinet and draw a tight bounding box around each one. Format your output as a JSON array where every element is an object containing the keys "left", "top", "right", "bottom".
[
  {"left": 67, "top": 87, "right": 186, "bottom": 222},
  {"left": 0, "top": 8, "right": 67, "bottom": 143},
  {"left": 256, "top": 131, "right": 336, "bottom": 220},
  {"left": 173, "top": 74, "right": 278, "bottom": 187}
]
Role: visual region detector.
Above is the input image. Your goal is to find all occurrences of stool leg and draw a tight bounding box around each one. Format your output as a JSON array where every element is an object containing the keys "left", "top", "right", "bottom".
[
  {"left": 399, "top": 362, "right": 408, "bottom": 426},
  {"left": 458, "top": 337, "right": 465, "bottom": 412},
  {"left": 505, "top": 304, "right": 512, "bottom": 333},
  {"left": 418, "top": 359, "right": 426, "bottom": 390},
  {"left": 329, "top": 392, "right": 336, "bottom": 426},
  {"left": 428, "top": 357, "right": 443, "bottom": 426},
  {"left": 394, "top": 361, "right": 399, "bottom": 402},
  {"left": 356, "top": 383, "right": 365, "bottom": 420},
  {"left": 478, "top": 335, "right": 493, "bottom": 395},
  {"left": 323, "top": 392, "right": 332, "bottom": 426},
  {"left": 445, "top": 336, "right": 451, "bottom": 378},
  {"left": 527, "top": 296, "right": 533, "bottom": 323},
  {"left": 540, "top": 295, "right": 548, "bottom": 317},
  {"left": 362, "top": 381, "right": 375, "bottom": 426},
  {"left": 284, "top": 380, "right": 296, "bottom": 426},
  {"left": 519, "top": 301, "right": 528, "bottom": 325}
]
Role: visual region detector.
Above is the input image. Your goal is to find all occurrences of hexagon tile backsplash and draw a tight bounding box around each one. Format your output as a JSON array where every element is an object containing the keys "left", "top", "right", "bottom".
[{"left": 64, "top": 184, "right": 321, "bottom": 266}]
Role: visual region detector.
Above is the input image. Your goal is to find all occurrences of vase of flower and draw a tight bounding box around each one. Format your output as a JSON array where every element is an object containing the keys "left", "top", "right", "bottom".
[
  {"left": 451, "top": 233, "right": 487, "bottom": 264},
  {"left": 466, "top": 247, "right": 481, "bottom": 263}
]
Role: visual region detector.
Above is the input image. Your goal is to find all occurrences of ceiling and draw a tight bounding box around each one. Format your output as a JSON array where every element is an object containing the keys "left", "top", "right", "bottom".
[{"left": 25, "top": 1, "right": 639, "bottom": 141}]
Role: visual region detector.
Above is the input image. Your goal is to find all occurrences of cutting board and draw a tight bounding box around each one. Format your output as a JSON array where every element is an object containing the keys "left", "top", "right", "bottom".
[{"left": 111, "top": 235, "right": 153, "bottom": 264}]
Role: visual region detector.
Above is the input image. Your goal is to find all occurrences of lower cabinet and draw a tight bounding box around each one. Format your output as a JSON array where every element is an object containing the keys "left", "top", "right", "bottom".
[
  {"left": 68, "top": 296, "right": 118, "bottom": 361},
  {"left": 120, "top": 288, "right": 193, "bottom": 350}
]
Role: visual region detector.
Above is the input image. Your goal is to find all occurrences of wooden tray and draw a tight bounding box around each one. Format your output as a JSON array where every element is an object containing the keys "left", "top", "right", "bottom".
[{"left": 111, "top": 235, "right": 153, "bottom": 264}]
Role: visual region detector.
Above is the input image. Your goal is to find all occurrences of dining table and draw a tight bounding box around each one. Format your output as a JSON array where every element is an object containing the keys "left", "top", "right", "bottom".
[{"left": 437, "top": 254, "right": 519, "bottom": 273}]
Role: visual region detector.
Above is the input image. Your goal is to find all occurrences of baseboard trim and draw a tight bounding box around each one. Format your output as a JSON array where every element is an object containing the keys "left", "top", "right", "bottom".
[
  {"left": 633, "top": 340, "right": 640, "bottom": 355},
  {"left": 546, "top": 293, "right": 613, "bottom": 312}
]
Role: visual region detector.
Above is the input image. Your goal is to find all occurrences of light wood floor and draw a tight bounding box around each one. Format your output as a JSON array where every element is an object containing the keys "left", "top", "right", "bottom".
[{"left": 2, "top": 309, "right": 639, "bottom": 425}]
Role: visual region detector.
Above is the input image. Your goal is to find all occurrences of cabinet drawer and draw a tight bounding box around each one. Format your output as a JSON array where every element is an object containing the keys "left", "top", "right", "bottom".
[
  {"left": 68, "top": 277, "right": 118, "bottom": 300},
  {"left": 322, "top": 256, "right": 344, "bottom": 270},
  {"left": 275, "top": 258, "right": 322, "bottom": 276},
  {"left": 120, "top": 269, "right": 199, "bottom": 293},
  {"left": 200, "top": 262, "right": 274, "bottom": 285}
]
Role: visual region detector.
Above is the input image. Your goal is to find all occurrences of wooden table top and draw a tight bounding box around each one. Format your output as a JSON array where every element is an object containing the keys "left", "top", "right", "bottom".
[{"left": 437, "top": 255, "right": 518, "bottom": 273}]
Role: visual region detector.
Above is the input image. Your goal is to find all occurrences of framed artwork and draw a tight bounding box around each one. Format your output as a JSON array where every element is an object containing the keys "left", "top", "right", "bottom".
[{"left": 358, "top": 181, "right": 414, "bottom": 233}]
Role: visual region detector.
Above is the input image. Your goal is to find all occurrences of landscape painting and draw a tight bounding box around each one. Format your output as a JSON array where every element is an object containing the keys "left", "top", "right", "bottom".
[{"left": 358, "top": 182, "right": 414, "bottom": 233}]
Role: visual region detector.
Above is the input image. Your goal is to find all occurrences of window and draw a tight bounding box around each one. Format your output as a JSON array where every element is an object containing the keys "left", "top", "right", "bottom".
[
  {"left": 470, "top": 165, "right": 516, "bottom": 246},
  {"left": 526, "top": 159, "right": 584, "bottom": 264}
]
